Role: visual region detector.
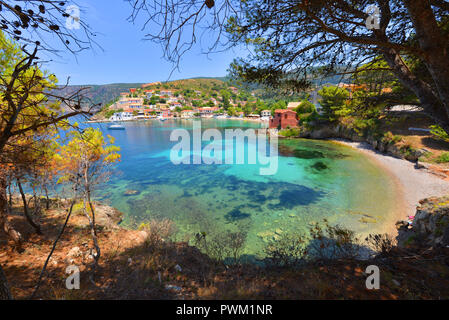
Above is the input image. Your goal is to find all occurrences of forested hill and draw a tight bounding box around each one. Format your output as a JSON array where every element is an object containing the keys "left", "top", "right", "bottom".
[
  {"left": 58, "top": 78, "right": 232, "bottom": 108},
  {"left": 57, "top": 72, "right": 346, "bottom": 109}
]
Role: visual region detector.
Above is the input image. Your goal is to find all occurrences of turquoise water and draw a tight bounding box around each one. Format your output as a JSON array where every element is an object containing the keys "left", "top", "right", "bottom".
[{"left": 90, "top": 119, "right": 396, "bottom": 258}]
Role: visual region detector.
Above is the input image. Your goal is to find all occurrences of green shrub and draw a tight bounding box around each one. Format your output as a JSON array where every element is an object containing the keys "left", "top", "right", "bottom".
[
  {"left": 298, "top": 111, "right": 318, "bottom": 125},
  {"left": 194, "top": 231, "right": 247, "bottom": 264},
  {"left": 308, "top": 220, "right": 361, "bottom": 260},
  {"left": 295, "top": 100, "right": 316, "bottom": 114},
  {"left": 279, "top": 127, "right": 301, "bottom": 138},
  {"left": 429, "top": 125, "right": 449, "bottom": 142},
  {"left": 365, "top": 234, "right": 396, "bottom": 255},
  {"left": 398, "top": 143, "right": 417, "bottom": 159},
  {"left": 436, "top": 152, "right": 449, "bottom": 163},
  {"left": 264, "top": 232, "right": 308, "bottom": 267},
  {"left": 381, "top": 131, "right": 402, "bottom": 145},
  {"left": 263, "top": 220, "right": 362, "bottom": 267},
  {"left": 139, "top": 219, "right": 177, "bottom": 249}
]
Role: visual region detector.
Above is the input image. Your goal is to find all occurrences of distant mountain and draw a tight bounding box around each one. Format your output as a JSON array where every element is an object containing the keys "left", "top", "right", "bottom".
[
  {"left": 186, "top": 76, "right": 229, "bottom": 82},
  {"left": 58, "top": 78, "right": 232, "bottom": 107},
  {"left": 57, "top": 83, "right": 144, "bottom": 107}
]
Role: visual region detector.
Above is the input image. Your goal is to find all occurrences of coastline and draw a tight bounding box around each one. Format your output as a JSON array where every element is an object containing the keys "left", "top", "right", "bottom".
[
  {"left": 330, "top": 139, "right": 449, "bottom": 235},
  {"left": 85, "top": 117, "right": 269, "bottom": 124}
]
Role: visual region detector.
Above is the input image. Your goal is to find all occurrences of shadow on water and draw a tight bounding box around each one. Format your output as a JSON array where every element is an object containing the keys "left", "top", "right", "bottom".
[
  {"left": 267, "top": 184, "right": 325, "bottom": 210},
  {"left": 279, "top": 145, "right": 325, "bottom": 159},
  {"left": 308, "top": 161, "right": 329, "bottom": 172},
  {"left": 279, "top": 140, "right": 350, "bottom": 160},
  {"left": 224, "top": 207, "right": 251, "bottom": 222}
]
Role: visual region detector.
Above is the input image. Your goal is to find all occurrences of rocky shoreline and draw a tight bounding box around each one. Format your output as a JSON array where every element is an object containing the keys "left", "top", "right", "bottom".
[{"left": 396, "top": 196, "right": 449, "bottom": 248}]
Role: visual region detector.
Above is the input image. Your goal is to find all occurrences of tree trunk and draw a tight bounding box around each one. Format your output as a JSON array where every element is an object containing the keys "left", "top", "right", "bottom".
[
  {"left": 382, "top": 48, "right": 449, "bottom": 133},
  {"left": 0, "top": 174, "right": 22, "bottom": 249},
  {"left": 83, "top": 166, "right": 101, "bottom": 273},
  {"left": 0, "top": 264, "right": 12, "bottom": 300},
  {"left": 44, "top": 187, "right": 50, "bottom": 210},
  {"left": 402, "top": 0, "right": 449, "bottom": 127},
  {"left": 31, "top": 200, "right": 75, "bottom": 299},
  {"left": 83, "top": 196, "right": 101, "bottom": 270},
  {"left": 7, "top": 182, "right": 12, "bottom": 208},
  {"left": 17, "top": 179, "right": 42, "bottom": 235}
]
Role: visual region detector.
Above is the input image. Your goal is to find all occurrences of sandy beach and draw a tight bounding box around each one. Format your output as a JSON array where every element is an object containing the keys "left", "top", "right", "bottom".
[{"left": 332, "top": 139, "right": 449, "bottom": 234}]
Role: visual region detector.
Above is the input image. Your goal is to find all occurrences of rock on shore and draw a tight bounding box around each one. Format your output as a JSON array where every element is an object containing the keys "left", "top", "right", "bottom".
[{"left": 397, "top": 196, "right": 449, "bottom": 248}]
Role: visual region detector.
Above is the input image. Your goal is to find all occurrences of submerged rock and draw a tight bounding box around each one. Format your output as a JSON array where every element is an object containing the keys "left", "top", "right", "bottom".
[
  {"left": 124, "top": 189, "right": 140, "bottom": 196},
  {"left": 257, "top": 231, "right": 275, "bottom": 239}
]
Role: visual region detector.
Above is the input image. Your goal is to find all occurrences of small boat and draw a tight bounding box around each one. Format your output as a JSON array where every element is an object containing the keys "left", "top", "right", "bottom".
[{"left": 108, "top": 123, "right": 125, "bottom": 130}]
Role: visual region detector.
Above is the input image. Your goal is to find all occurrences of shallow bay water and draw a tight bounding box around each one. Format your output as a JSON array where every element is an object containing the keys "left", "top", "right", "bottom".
[{"left": 90, "top": 119, "right": 397, "bottom": 258}]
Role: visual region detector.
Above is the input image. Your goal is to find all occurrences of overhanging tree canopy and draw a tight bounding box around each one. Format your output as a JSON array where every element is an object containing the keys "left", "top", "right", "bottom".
[{"left": 128, "top": 0, "right": 449, "bottom": 132}]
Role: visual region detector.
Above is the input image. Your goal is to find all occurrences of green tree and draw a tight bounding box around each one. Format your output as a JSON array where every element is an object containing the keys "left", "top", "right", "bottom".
[
  {"left": 0, "top": 32, "right": 91, "bottom": 252},
  {"left": 318, "top": 86, "right": 350, "bottom": 121},
  {"left": 55, "top": 128, "right": 121, "bottom": 271},
  {"left": 220, "top": 90, "right": 231, "bottom": 109},
  {"left": 295, "top": 100, "right": 316, "bottom": 114},
  {"left": 130, "top": 0, "right": 449, "bottom": 133}
]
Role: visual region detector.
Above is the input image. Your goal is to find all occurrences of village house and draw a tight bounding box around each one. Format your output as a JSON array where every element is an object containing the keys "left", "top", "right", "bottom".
[
  {"left": 160, "top": 90, "right": 173, "bottom": 97},
  {"left": 338, "top": 83, "right": 367, "bottom": 98},
  {"left": 117, "top": 97, "right": 144, "bottom": 107},
  {"left": 145, "top": 91, "right": 153, "bottom": 99},
  {"left": 229, "top": 86, "right": 239, "bottom": 94},
  {"left": 110, "top": 111, "right": 134, "bottom": 121},
  {"left": 171, "top": 102, "right": 182, "bottom": 109},
  {"left": 181, "top": 110, "right": 195, "bottom": 118},
  {"left": 128, "top": 104, "right": 143, "bottom": 110},
  {"left": 269, "top": 109, "right": 298, "bottom": 129},
  {"left": 261, "top": 110, "right": 271, "bottom": 121},
  {"left": 287, "top": 102, "right": 301, "bottom": 110},
  {"left": 199, "top": 106, "right": 219, "bottom": 117},
  {"left": 261, "top": 110, "right": 271, "bottom": 118},
  {"left": 157, "top": 110, "right": 170, "bottom": 118}
]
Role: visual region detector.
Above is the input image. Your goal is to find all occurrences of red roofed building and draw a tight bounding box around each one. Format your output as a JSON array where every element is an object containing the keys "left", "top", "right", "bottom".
[{"left": 269, "top": 109, "right": 298, "bottom": 129}]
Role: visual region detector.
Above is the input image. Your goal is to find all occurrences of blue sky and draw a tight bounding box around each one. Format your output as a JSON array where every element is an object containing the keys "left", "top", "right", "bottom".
[{"left": 44, "top": 0, "right": 242, "bottom": 85}]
